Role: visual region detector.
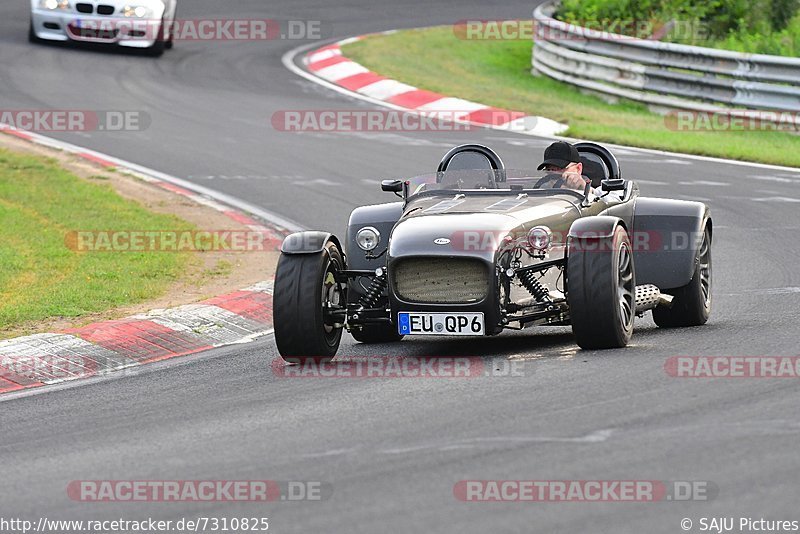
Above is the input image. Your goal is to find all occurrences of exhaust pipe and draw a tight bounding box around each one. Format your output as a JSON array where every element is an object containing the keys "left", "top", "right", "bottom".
[{"left": 635, "top": 284, "right": 673, "bottom": 314}]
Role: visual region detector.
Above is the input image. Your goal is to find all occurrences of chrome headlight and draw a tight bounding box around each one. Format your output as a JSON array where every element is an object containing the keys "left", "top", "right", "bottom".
[
  {"left": 528, "top": 226, "right": 552, "bottom": 251},
  {"left": 356, "top": 227, "right": 380, "bottom": 251},
  {"left": 40, "top": 0, "right": 70, "bottom": 10},
  {"left": 122, "top": 5, "right": 151, "bottom": 17}
]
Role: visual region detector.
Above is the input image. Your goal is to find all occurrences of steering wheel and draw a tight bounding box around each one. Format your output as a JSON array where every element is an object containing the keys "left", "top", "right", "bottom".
[{"left": 534, "top": 173, "right": 566, "bottom": 189}]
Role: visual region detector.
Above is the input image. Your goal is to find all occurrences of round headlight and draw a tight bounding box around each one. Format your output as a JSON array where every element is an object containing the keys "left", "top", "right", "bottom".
[
  {"left": 528, "top": 226, "right": 551, "bottom": 250},
  {"left": 356, "top": 227, "right": 380, "bottom": 251},
  {"left": 122, "top": 5, "right": 149, "bottom": 17},
  {"left": 42, "top": 0, "right": 68, "bottom": 9}
]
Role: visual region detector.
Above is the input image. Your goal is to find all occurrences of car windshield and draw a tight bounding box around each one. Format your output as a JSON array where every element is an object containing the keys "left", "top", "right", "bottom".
[{"left": 404, "top": 169, "right": 590, "bottom": 199}]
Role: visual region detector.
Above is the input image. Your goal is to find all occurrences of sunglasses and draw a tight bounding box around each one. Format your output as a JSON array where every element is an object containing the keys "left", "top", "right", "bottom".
[{"left": 544, "top": 162, "right": 578, "bottom": 172}]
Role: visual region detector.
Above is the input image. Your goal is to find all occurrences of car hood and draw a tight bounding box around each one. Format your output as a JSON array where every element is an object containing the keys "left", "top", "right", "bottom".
[
  {"left": 402, "top": 193, "right": 578, "bottom": 218},
  {"left": 389, "top": 194, "right": 579, "bottom": 261}
]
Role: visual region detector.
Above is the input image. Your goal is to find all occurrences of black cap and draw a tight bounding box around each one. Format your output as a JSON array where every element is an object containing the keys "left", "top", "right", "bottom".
[{"left": 537, "top": 141, "right": 581, "bottom": 170}]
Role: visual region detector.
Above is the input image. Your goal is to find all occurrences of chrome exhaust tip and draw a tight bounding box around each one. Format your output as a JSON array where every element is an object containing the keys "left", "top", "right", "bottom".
[
  {"left": 635, "top": 284, "right": 673, "bottom": 314},
  {"left": 657, "top": 293, "right": 674, "bottom": 308}
]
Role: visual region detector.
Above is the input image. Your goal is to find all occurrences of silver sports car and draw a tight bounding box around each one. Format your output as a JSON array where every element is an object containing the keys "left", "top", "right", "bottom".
[{"left": 29, "top": 0, "right": 177, "bottom": 55}]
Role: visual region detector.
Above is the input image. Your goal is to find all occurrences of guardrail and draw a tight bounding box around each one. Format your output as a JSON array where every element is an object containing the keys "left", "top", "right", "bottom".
[{"left": 532, "top": 2, "right": 800, "bottom": 118}]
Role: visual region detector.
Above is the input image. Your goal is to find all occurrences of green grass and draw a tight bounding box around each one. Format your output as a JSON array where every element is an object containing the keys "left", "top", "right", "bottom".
[
  {"left": 0, "top": 149, "right": 191, "bottom": 337},
  {"left": 343, "top": 27, "right": 800, "bottom": 167}
]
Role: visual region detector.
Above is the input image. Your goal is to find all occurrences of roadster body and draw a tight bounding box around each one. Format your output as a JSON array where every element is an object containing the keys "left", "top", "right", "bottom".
[{"left": 273, "top": 143, "right": 712, "bottom": 362}]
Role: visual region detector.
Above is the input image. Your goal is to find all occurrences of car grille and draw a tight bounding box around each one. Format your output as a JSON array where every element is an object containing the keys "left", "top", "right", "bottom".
[
  {"left": 392, "top": 258, "right": 489, "bottom": 304},
  {"left": 97, "top": 5, "right": 115, "bottom": 15},
  {"left": 68, "top": 24, "right": 119, "bottom": 39},
  {"left": 75, "top": 3, "right": 93, "bottom": 13}
]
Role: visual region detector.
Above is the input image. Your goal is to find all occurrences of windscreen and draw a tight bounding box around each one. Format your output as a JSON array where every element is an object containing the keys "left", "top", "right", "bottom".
[{"left": 405, "top": 169, "right": 591, "bottom": 198}]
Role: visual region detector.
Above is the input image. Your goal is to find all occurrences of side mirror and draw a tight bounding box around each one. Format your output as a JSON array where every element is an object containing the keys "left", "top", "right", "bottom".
[
  {"left": 381, "top": 179, "right": 403, "bottom": 193},
  {"left": 600, "top": 178, "right": 626, "bottom": 191}
]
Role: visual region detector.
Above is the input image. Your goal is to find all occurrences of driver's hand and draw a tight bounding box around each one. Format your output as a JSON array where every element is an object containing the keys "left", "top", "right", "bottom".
[{"left": 563, "top": 171, "right": 589, "bottom": 191}]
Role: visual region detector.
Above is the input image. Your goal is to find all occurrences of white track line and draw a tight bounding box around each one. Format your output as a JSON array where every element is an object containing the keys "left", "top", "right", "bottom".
[
  {"left": 282, "top": 38, "right": 800, "bottom": 173},
  {"left": 0, "top": 329, "right": 275, "bottom": 403},
  {"left": 0, "top": 127, "right": 306, "bottom": 232}
]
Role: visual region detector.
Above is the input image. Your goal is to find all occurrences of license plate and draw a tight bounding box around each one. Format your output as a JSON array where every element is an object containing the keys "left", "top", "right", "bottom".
[{"left": 398, "top": 312, "right": 484, "bottom": 336}]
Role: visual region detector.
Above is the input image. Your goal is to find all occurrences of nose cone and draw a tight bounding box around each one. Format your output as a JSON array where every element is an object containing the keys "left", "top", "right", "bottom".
[
  {"left": 389, "top": 195, "right": 577, "bottom": 260},
  {"left": 389, "top": 213, "right": 520, "bottom": 261}
]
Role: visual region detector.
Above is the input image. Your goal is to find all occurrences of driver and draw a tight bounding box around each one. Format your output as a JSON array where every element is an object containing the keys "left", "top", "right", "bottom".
[{"left": 537, "top": 141, "right": 590, "bottom": 192}]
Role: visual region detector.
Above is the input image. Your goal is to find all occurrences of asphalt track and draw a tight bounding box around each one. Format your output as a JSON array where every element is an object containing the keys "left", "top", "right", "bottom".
[{"left": 2, "top": 1, "right": 800, "bottom": 533}]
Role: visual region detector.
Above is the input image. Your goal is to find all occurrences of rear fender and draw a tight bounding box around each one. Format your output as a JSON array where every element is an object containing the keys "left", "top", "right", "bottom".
[{"left": 632, "top": 198, "right": 711, "bottom": 289}]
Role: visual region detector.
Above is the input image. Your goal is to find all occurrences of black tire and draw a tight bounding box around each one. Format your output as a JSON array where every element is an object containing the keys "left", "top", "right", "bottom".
[
  {"left": 653, "top": 226, "right": 712, "bottom": 328},
  {"left": 29, "top": 21, "right": 42, "bottom": 43},
  {"left": 144, "top": 18, "right": 166, "bottom": 56},
  {"left": 273, "top": 242, "right": 345, "bottom": 363},
  {"left": 164, "top": 10, "right": 174, "bottom": 49},
  {"left": 567, "top": 225, "right": 635, "bottom": 349},
  {"left": 350, "top": 325, "right": 403, "bottom": 344}
]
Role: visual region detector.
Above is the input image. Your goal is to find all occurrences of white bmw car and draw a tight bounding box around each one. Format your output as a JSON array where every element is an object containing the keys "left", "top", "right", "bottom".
[{"left": 29, "top": 0, "right": 177, "bottom": 56}]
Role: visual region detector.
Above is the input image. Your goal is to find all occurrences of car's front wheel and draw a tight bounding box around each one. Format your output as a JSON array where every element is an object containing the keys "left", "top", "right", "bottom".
[
  {"left": 653, "top": 225, "right": 712, "bottom": 327},
  {"left": 567, "top": 225, "right": 635, "bottom": 349},
  {"left": 273, "top": 241, "right": 346, "bottom": 364},
  {"left": 164, "top": 9, "right": 174, "bottom": 49},
  {"left": 144, "top": 18, "right": 166, "bottom": 56},
  {"left": 29, "top": 20, "right": 42, "bottom": 43}
]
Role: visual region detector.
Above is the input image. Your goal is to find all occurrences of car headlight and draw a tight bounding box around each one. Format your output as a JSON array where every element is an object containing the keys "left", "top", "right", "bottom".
[
  {"left": 40, "top": 0, "right": 70, "bottom": 10},
  {"left": 356, "top": 227, "right": 380, "bottom": 251},
  {"left": 528, "top": 226, "right": 551, "bottom": 251},
  {"left": 122, "top": 5, "right": 151, "bottom": 17}
]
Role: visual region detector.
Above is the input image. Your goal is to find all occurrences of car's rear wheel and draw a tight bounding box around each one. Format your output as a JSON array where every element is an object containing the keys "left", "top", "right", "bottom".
[
  {"left": 350, "top": 325, "right": 403, "bottom": 344},
  {"left": 567, "top": 225, "right": 635, "bottom": 349},
  {"left": 653, "top": 226, "right": 712, "bottom": 327},
  {"left": 273, "top": 242, "right": 346, "bottom": 364}
]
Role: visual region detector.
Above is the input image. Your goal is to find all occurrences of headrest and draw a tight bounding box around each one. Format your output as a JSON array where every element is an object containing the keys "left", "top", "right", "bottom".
[
  {"left": 580, "top": 154, "right": 610, "bottom": 188},
  {"left": 574, "top": 142, "right": 621, "bottom": 181},
  {"left": 437, "top": 144, "right": 504, "bottom": 172}
]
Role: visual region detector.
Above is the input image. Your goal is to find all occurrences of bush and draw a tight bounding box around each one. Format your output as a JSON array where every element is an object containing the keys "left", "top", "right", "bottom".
[
  {"left": 555, "top": 0, "right": 800, "bottom": 55},
  {"left": 713, "top": 12, "right": 800, "bottom": 55}
]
